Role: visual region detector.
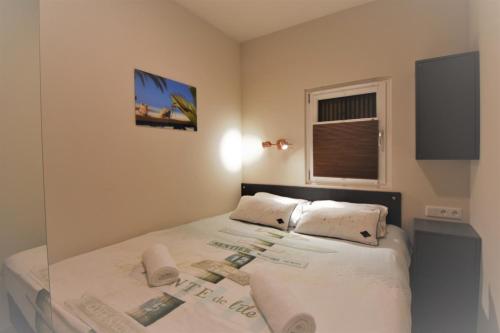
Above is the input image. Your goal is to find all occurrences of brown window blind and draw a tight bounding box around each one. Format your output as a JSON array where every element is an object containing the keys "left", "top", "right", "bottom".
[
  {"left": 313, "top": 120, "right": 379, "bottom": 180},
  {"left": 318, "top": 92, "right": 376, "bottom": 122}
]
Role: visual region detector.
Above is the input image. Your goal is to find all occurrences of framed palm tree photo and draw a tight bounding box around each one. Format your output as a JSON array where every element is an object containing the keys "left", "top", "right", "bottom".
[{"left": 134, "top": 69, "right": 197, "bottom": 131}]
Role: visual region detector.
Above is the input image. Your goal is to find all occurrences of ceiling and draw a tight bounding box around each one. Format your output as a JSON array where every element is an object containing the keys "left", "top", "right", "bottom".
[{"left": 173, "top": 0, "right": 377, "bottom": 42}]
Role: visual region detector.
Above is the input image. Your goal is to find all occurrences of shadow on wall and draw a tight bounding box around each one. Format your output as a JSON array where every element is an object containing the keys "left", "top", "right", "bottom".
[
  {"left": 478, "top": 290, "right": 500, "bottom": 333},
  {"left": 417, "top": 160, "right": 471, "bottom": 197}
]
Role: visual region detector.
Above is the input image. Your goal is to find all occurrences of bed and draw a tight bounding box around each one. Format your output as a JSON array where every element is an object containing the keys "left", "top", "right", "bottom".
[{"left": 3, "top": 183, "right": 411, "bottom": 333}]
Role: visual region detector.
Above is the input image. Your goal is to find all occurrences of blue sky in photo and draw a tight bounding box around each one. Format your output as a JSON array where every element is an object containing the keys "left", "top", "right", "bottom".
[{"left": 134, "top": 70, "right": 196, "bottom": 110}]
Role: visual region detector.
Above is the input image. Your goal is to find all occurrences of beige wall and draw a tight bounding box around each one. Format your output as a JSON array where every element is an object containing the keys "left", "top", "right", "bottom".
[
  {"left": 0, "top": 0, "right": 47, "bottom": 331},
  {"left": 40, "top": 0, "right": 242, "bottom": 263},
  {"left": 241, "top": 0, "right": 473, "bottom": 232},
  {"left": 469, "top": 0, "right": 500, "bottom": 332}
]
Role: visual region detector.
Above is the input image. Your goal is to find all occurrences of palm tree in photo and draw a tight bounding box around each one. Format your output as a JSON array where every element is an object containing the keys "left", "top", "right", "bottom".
[
  {"left": 135, "top": 69, "right": 168, "bottom": 93},
  {"left": 189, "top": 86, "right": 197, "bottom": 106},
  {"left": 171, "top": 95, "right": 197, "bottom": 124}
]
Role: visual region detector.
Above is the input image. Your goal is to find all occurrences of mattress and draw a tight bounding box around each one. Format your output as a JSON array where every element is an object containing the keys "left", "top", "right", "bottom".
[{"left": 3, "top": 213, "right": 412, "bottom": 333}]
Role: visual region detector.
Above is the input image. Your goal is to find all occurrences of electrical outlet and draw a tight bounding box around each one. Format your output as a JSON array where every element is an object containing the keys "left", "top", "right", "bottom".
[{"left": 425, "top": 206, "right": 463, "bottom": 221}]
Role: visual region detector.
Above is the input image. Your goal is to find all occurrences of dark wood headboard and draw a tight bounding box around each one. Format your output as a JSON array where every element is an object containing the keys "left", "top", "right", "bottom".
[{"left": 241, "top": 183, "right": 402, "bottom": 227}]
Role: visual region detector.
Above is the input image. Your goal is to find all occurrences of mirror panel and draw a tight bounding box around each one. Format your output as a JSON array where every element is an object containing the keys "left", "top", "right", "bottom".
[{"left": 0, "top": 0, "right": 51, "bottom": 332}]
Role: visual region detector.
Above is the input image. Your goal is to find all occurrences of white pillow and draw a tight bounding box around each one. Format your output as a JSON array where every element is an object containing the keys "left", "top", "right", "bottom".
[
  {"left": 254, "top": 192, "right": 309, "bottom": 228},
  {"left": 312, "top": 200, "right": 388, "bottom": 238},
  {"left": 230, "top": 195, "right": 299, "bottom": 230},
  {"left": 366, "top": 203, "right": 388, "bottom": 238},
  {"left": 295, "top": 201, "right": 381, "bottom": 245}
]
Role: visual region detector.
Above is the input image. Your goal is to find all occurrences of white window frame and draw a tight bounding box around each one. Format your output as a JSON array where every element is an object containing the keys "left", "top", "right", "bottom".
[{"left": 305, "top": 79, "right": 392, "bottom": 188}]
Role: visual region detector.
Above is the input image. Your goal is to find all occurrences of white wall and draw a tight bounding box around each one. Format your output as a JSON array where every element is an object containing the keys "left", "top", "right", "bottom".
[
  {"left": 469, "top": 0, "right": 500, "bottom": 332},
  {"left": 241, "top": 0, "right": 473, "bottom": 232},
  {"left": 40, "top": 0, "right": 242, "bottom": 263},
  {"left": 0, "top": 0, "right": 46, "bottom": 331}
]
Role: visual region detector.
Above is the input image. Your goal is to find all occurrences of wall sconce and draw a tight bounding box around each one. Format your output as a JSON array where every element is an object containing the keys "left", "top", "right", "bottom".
[{"left": 261, "top": 139, "right": 292, "bottom": 150}]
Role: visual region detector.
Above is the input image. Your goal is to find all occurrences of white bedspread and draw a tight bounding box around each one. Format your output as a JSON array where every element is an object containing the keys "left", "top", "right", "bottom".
[
  {"left": 3, "top": 245, "right": 49, "bottom": 332},
  {"left": 4, "top": 213, "right": 412, "bottom": 333}
]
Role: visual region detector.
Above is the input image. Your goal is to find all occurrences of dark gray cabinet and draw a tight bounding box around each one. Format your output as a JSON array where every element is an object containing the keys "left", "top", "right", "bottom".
[
  {"left": 416, "top": 52, "right": 480, "bottom": 160},
  {"left": 411, "top": 218, "right": 481, "bottom": 333}
]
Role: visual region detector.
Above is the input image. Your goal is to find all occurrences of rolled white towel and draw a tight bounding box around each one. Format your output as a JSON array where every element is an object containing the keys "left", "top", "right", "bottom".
[
  {"left": 142, "top": 244, "right": 179, "bottom": 287},
  {"left": 250, "top": 272, "right": 316, "bottom": 333}
]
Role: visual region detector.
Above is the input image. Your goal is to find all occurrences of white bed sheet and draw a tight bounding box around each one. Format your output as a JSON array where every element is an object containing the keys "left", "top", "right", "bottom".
[
  {"left": 3, "top": 213, "right": 412, "bottom": 333},
  {"left": 3, "top": 245, "right": 49, "bottom": 332}
]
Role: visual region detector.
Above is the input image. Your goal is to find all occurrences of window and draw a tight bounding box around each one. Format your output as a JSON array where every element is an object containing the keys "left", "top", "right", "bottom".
[{"left": 306, "top": 79, "right": 391, "bottom": 186}]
